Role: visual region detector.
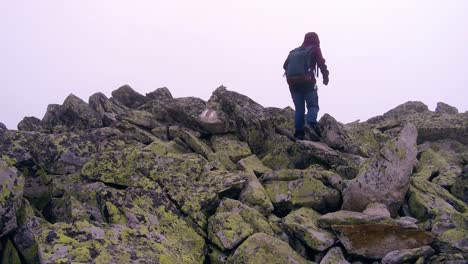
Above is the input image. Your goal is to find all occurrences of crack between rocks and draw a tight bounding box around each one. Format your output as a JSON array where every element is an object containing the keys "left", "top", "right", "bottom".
[{"left": 152, "top": 177, "right": 207, "bottom": 237}]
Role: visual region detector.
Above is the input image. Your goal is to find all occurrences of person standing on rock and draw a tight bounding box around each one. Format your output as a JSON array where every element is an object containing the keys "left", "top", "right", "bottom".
[{"left": 283, "top": 32, "right": 329, "bottom": 140}]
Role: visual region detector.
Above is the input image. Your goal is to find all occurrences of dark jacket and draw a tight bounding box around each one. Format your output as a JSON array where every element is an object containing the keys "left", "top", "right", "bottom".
[{"left": 283, "top": 32, "right": 329, "bottom": 85}]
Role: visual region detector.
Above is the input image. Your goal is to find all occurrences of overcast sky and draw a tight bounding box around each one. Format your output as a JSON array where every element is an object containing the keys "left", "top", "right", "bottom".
[{"left": 1, "top": 0, "right": 467, "bottom": 129}]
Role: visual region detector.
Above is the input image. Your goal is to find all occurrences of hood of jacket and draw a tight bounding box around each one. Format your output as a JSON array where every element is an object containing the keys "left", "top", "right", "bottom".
[{"left": 301, "top": 32, "right": 320, "bottom": 47}]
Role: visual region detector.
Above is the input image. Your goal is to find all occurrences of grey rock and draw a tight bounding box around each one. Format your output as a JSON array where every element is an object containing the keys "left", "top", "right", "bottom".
[
  {"left": 164, "top": 97, "right": 212, "bottom": 132},
  {"left": 362, "top": 203, "right": 391, "bottom": 218},
  {"left": 89, "top": 92, "right": 123, "bottom": 114},
  {"left": 197, "top": 107, "right": 232, "bottom": 134},
  {"left": 208, "top": 199, "right": 274, "bottom": 250},
  {"left": 435, "top": 102, "right": 459, "bottom": 115},
  {"left": 0, "top": 122, "right": 6, "bottom": 129},
  {"left": 111, "top": 84, "right": 150, "bottom": 109},
  {"left": 227, "top": 233, "right": 310, "bottom": 264},
  {"left": 318, "top": 114, "right": 361, "bottom": 155},
  {"left": 0, "top": 160, "right": 24, "bottom": 237},
  {"left": 383, "top": 101, "right": 430, "bottom": 119},
  {"left": 146, "top": 87, "right": 173, "bottom": 100},
  {"left": 17, "top": 116, "right": 42, "bottom": 131},
  {"left": 342, "top": 124, "right": 418, "bottom": 216},
  {"left": 211, "top": 86, "right": 273, "bottom": 154},
  {"left": 297, "top": 140, "right": 362, "bottom": 179},
  {"left": 42, "top": 94, "right": 103, "bottom": 132},
  {"left": 382, "top": 246, "right": 435, "bottom": 264},
  {"left": 317, "top": 210, "right": 396, "bottom": 229},
  {"left": 264, "top": 173, "right": 341, "bottom": 214},
  {"left": 239, "top": 171, "right": 274, "bottom": 215},
  {"left": 332, "top": 224, "right": 434, "bottom": 259},
  {"left": 320, "top": 247, "right": 350, "bottom": 264},
  {"left": 283, "top": 207, "right": 336, "bottom": 252}
]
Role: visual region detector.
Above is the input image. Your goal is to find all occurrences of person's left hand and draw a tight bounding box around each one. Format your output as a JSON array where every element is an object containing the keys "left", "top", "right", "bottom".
[{"left": 323, "top": 76, "right": 329, "bottom": 85}]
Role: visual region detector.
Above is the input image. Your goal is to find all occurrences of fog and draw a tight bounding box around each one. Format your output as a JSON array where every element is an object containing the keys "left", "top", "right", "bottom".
[{"left": 1, "top": 0, "right": 467, "bottom": 129}]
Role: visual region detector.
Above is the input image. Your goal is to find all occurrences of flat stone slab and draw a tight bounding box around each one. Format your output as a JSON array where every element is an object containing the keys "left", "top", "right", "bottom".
[{"left": 332, "top": 224, "right": 434, "bottom": 259}]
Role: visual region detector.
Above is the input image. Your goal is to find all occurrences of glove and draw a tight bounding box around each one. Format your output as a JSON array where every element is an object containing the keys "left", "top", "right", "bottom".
[{"left": 323, "top": 76, "right": 329, "bottom": 86}]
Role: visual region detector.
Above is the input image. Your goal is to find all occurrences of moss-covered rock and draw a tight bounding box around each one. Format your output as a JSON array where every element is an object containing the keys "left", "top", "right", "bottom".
[
  {"left": 381, "top": 246, "right": 435, "bottom": 264},
  {"left": 215, "top": 199, "right": 274, "bottom": 236},
  {"left": 0, "top": 160, "right": 24, "bottom": 237},
  {"left": 414, "top": 140, "right": 467, "bottom": 191},
  {"left": 211, "top": 134, "right": 252, "bottom": 162},
  {"left": 169, "top": 126, "right": 213, "bottom": 158},
  {"left": 320, "top": 247, "right": 349, "bottom": 264},
  {"left": 1, "top": 239, "right": 21, "bottom": 264},
  {"left": 408, "top": 178, "right": 467, "bottom": 222},
  {"left": 226, "top": 233, "right": 312, "bottom": 264},
  {"left": 35, "top": 185, "right": 206, "bottom": 264},
  {"left": 317, "top": 210, "right": 396, "bottom": 228},
  {"left": 81, "top": 148, "right": 148, "bottom": 187},
  {"left": 208, "top": 212, "right": 254, "bottom": 251},
  {"left": 239, "top": 171, "right": 274, "bottom": 215},
  {"left": 342, "top": 124, "right": 418, "bottom": 216},
  {"left": 238, "top": 155, "right": 272, "bottom": 175},
  {"left": 264, "top": 174, "right": 341, "bottom": 214},
  {"left": 283, "top": 207, "right": 336, "bottom": 252}
]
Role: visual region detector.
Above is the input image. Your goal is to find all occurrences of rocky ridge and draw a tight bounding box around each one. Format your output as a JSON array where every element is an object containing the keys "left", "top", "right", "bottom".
[{"left": 1, "top": 85, "right": 467, "bottom": 264}]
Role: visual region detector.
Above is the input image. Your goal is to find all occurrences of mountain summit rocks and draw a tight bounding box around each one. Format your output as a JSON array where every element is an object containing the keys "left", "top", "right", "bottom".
[{"left": 0, "top": 85, "right": 467, "bottom": 263}]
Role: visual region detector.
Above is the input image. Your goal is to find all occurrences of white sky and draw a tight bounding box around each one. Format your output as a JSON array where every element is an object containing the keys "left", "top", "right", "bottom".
[{"left": 1, "top": 0, "right": 467, "bottom": 129}]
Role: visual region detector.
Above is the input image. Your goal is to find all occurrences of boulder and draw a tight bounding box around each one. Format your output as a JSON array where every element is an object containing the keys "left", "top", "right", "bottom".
[
  {"left": 169, "top": 126, "right": 213, "bottom": 158},
  {"left": 119, "top": 110, "right": 160, "bottom": 130},
  {"left": 332, "top": 224, "right": 434, "bottom": 259},
  {"left": 111, "top": 84, "right": 150, "bottom": 109},
  {"left": 451, "top": 165, "right": 468, "bottom": 203},
  {"left": 34, "top": 185, "right": 206, "bottom": 264},
  {"left": 226, "top": 233, "right": 311, "bottom": 264},
  {"left": 41, "top": 94, "right": 103, "bottom": 132},
  {"left": 342, "top": 124, "right": 418, "bottom": 216},
  {"left": 146, "top": 87, "right": 173, "bottom": 100},
  {"left": 238, "top": 155, "right": 272, "bottom": 176},
  {"left": 320, "top": 247, "right": 350, "bottom": 264},
  {"left": 265, "top": 107, "right": 295, "bottom": 133},
  {"left": 1, "top": 239, "right": 21, "bottom": 264},
  {"left": 414, "top": 140, "right": 466, "bottom": 190},
  {"left": 0, "top": 122, "right": 6, "bottom": 129},
  {"left": 210, "top": 86, "right": 273, "bottom": 154},
  {"left": 382, "top": 101, "right": 430, "bottom": 119},
  {"left": 261, "top": 133, "right": 298, "bottom": 170},
  {"left": 405, "top": 111, "right": 468, "bottom": 144},
  {"left": 435, "top": 102, "right": 458, "bottom": 115},
  {"left": 211, "top": 134, "right": 252, "bottom": 162},
  {"left": 89, "top": 92, "right": 127, "bottom": 115},
  {"left": 362, "top": 203, "right": 391, "bottom": 218},
  {"left": 208, "top": 199, "right": 274, "bottom": 250},
  {"left": 197, "top": 101, "right": 233, "bottom": 134},
  {"left": 408, "top": 178, "right": 467, "bottom": 222},
  {"left": 317, "top": 210, "right": 396, "bottom": 229},
  {"left": 17, "top": 116, "right": 42, "bottom": 131},
  {"left": 0, "top": 160, "right": 24, "bottom": 237},
  {"left": 297, "top": 140, "right": 362, "bottom": 179},
  {"left": 381, "top": 246, "right": 435, "bottom": 264},
  {"left": 239, "top": 171, "right": 274, "bottom": 215},
  {"left": 161, "top": 96, "right": 221, "bottom": 133},
  {"left": 264, "top": 173, "right": 341, "bottom": 215},
  {"left": 283, "top": 207, "right": 336, "bottom": 252},
  {"left": 318, "top": 114, "right": 361, "bottom": 155}
]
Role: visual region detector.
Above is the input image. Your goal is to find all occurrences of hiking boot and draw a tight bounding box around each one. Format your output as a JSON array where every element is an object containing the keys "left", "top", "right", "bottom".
[
  {"left": 294, "top": 130, "right": 305, "bottom": 140},
  {"left": 304, "top": 124, "right": 320, "bottom": 141}
]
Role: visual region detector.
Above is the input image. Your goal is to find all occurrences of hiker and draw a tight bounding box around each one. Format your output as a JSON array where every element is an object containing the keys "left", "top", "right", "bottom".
[{"left": 283, "top": 32, "right": 329, "bottom": 140}]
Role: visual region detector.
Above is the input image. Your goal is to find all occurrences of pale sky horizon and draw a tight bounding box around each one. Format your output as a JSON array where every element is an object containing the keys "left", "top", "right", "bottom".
[{"left": 1, "top": 0, "right": 467, "bottom": 129}]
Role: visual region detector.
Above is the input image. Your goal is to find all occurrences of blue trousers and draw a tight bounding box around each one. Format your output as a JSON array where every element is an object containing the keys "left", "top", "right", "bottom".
[{"left": 289, "top": 83, "right": 319, "bottom": 132}]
